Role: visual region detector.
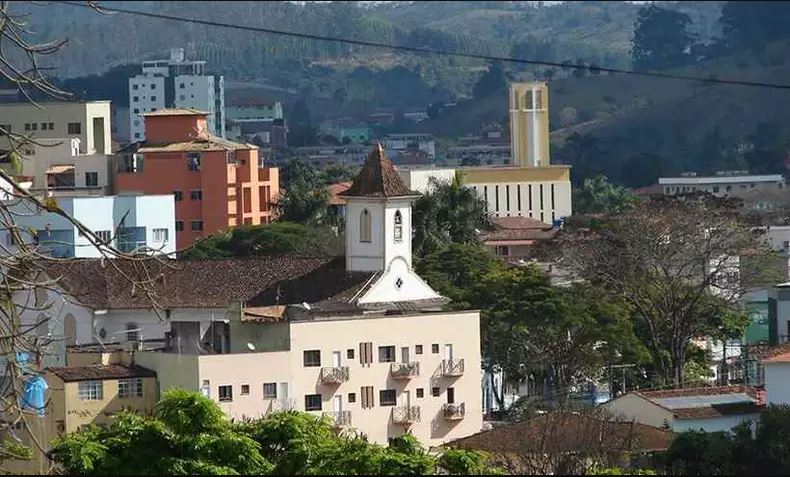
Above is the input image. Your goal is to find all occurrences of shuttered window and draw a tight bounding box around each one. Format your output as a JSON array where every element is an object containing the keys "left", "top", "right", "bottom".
[
  {"left": 359, "top": 342, "right": 373, "bottom": 365},
  {"left": 360, "top": 386, "right": 375, "bottom": 409}
]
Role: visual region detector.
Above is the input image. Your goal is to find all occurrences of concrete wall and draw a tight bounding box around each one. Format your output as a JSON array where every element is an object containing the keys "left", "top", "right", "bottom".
[
  {"left": 765, "top": 362, "right": 790, "bottom": 405},
  {"left": 345, "top": 199, "right": 386, "bottom": 272},
  {"left": 397, "top": 168, "right": 456, "bottom": 193},
  {"left": 468, "top": 178, "right": 572, "bottom": 224},
  {"left": 287, "top": 310, "right": 483, "bottom": 447},
  {"left": 603, "top": 393, "right": 672, "bottom": 429},
  {"left": 135, "top": 351, "right": 200, "bottom": 395},
  {"left": 673, "top": 414, "right": 760, "bottom": 434}
]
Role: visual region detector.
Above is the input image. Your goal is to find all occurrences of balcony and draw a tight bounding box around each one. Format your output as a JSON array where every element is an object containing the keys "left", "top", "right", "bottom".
[
  {"left": 390, "top": 362, "right": 420, "bottom": 380},
  {"left": 443, "top": 403, "right": 465, "bottom": 421},
  {"left": 441, "top": 359, "right": 465, "bottom": 377},
  {"left": 320, "top": 366, "right": 349, "bottom": 384},
  {"left": 391, "top": 406, "right": 421, "bottom": 425},
  {"left": 265, "top": 399, "right": 297, "bottom": 415},
  {"left": 323, "top": 410, "right": 352, "bottom": 429}
]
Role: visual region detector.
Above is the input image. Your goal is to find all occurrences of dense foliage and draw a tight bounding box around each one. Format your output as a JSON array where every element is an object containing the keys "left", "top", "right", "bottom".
[
  {"left": 51, "top": 390, "right": 501, "bottom": 475},
  {"left": 572, "top": 175, "right": 638, "bottom": 215},
  {"left": 631, "top": 5, "right": 696, "bottom": 70}
]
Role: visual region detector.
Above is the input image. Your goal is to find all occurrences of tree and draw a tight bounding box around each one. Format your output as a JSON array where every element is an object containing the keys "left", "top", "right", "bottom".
[
  {"left": 472, "top": 63, "right": 508, "bottom": 99},
  {"left": 720, "top": 2, "right": 790, "bottom": 54},
  {"left": 412, "top": 172, "right": 495, "bottom": 258},
  {"left": 619, "top": 153, "right": 663, "bottom": 189},
  {"left": 632, "top": 5, "right": 696, "bottom": 70},
  {"left": 181, "top": 222, "right": 343, "bottom": 259},
  {"left": 275, "top": 157, "right": 330, "bottom": 224},
  {"left": 287, "top": 99, "right": 317, "bottom": 147},
  {"left": 53, "top": 390, "right": 501, "bottom": 475},
  {"left": 572, "top": 175, "right": 639, "bottom": 215},
  {"left": 556, "top": 133, "right": 606, "bottom": 185},
  {"left": 560, "top": 195, "right": 777, "bottom": 386}
]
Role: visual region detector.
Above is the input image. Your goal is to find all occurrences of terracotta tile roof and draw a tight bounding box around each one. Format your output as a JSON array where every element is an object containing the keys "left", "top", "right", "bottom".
[
  {"left": 136, "top": 134, "right": 254, "bottom": 153},
  {"left": 447, "top": 413, "right": 672, "bottom": 454},
  {"left": 632, "top": 385, "right": 765, "bottom": 419},
  {"left": 44, "top": 256, "right": 372, "bottom": 310},
  {"left": 340, "top": 144, "right": 418, "bottom": 198},
  {"left": 764, "top": 351, "right": 790, "bottom": 363},
  {"left": 142, "top": 108, "right": 207, "bottom": 117},
  {"left": 756, "top": 342, "right": 790, "bottom": 362},
  {"left": 481, "top": 216, "right": 558, "bottom": 243},
  {"left": 48, "top": 364, "right": 156, "bottom": 382},
  {"left": 672, "top": 402, "right": 764, "bottom": 420},
  {"left": 327, "top": 182, "right": 352, "bottom": 206}
]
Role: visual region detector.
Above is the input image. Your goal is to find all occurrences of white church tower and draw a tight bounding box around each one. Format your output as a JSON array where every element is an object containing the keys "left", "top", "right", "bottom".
[{"left": 340, "top": 144, "right": 442, "bottom": 305}]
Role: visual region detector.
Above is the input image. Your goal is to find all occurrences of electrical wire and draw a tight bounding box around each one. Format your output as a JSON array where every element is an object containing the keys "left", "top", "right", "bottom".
[{"left": 51, "top": 0, "right": 790, "bottom": 90}]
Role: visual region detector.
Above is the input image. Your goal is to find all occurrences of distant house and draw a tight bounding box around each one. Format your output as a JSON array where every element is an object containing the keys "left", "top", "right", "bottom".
[
  {"left": 446, "top": 412, "right": 672, "bottom": 474},
  {"left": 327, "top": 181, "right": 352, "bottom": 217},
  {"left": 604, "top": 385, "right": 765, "bottom": 434},
  {"left": 481, "top": 216, "right": 558, "bottom": 265}
]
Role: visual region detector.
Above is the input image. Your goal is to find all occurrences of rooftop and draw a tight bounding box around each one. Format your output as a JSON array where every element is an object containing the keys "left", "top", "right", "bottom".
[
  {"left": 447, "top": 413, "right": 672, "bottom": 455},
  {"left": 142, "top": 108, "right": 208, "bottom": 117},
  {"left": 481, "top": 216, "right": 558, "bottom": 244},
  {"left": 659, "top": 175, "right": 785, "bottom": 185},
  {"left": 48, "top": 364, "right": 156, "bottom": 382},
  {"left": 327, "top": 181, "right": 352, "bottom": 205},
  {"left": 634, "top": 385, "right": 764, "bottom": 420},
  {"left": 127, "top": 134, "right": 256, "bottom": 153},
  {"left": 340, "top": 144, "right": 419, "bottom": 198}
]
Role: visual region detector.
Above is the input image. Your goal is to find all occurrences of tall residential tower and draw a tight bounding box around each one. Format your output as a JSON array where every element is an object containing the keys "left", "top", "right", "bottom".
[{"left": 128, "top": 48, "right": 225, "bottom": 141}]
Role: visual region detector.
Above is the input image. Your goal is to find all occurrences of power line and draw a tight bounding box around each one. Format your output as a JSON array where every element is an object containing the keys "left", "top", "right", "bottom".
[{"left": 53, "top": 0, "right": 790, "bottom": 91}]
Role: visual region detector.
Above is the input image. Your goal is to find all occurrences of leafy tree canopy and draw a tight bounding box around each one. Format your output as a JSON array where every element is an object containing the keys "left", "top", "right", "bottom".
[
  {"left": 572, "top": 175, "right": 639, "bottom": 215},
  {"left": 632, "top": 5, "right": 695, "bottom": 70}
]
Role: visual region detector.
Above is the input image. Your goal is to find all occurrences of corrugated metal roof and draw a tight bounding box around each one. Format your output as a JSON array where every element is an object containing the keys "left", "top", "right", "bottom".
[{"left": 654, "top": 393, "right": 756, "bottom": 409}]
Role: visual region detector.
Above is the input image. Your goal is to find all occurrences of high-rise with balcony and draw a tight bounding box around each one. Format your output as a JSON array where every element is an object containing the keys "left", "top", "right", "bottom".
[
  {"left": 115, "top": 108, "right": 278, "bottom": 251},
  {"left": 128, "top": 48, "right": 225, "bottom": 142}
]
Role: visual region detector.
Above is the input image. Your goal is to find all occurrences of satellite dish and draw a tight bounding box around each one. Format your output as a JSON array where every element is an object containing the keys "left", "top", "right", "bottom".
[
  {"left": 247, "top": 342, "right": 256, "bottom": 351},
  {"left": 302, "top": 302, "right": 312, "bottom": 311}
]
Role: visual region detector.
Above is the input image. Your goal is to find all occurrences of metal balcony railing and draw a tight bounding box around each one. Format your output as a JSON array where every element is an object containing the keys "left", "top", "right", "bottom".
[
  {"left": 265, "top": 399, "right": 297, "bottom": 415},
  {"left": 443, "top": 402, "right": 465, "bottom": 421},
  {"left": 320, "top": 366, "right": 350, "bottom": 384},
  {"left": 390, "top": 362, "right": 420, "bottom": 379},
  {"left": 441, "top": 359, "right": 465, "bottom": 377},
  {"left": 322, "top": 410, "right": 352, "bottom": 428},
  {"left": 391, "top": 405, "right": 421, "bottom": 425}
]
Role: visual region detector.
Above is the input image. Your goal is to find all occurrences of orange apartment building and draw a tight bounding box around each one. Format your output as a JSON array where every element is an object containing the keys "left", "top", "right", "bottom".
[{"left": 115, "top": 109, "right": 279, "bottom": 250}]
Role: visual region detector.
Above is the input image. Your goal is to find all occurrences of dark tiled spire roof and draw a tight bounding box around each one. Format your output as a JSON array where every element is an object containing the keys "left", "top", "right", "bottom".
[{"left": 340, "top": 143, "right": 418, "bottom": 198}]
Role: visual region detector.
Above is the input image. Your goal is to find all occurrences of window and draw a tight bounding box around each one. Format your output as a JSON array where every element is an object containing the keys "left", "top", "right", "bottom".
[
  {"left": 150, "top": 96, "right": 156, "bottom": 101},
  {"left": 713, "top": 186, "right": 720, "bottom": 193},
  {"left": 347, "top": 349, "right": 355, "bottom": 359},
  {"left": 304, "top": 350, "right": 321, "bottom": 367},
  {"left": 78, "top": 381, "right": 103, "bottom": 400},
  {"left": 118, "top": 378, "right": 143, "bottom": 398},
  {"left": 31, "top": 123, "right": 37, "bottom": 131},
  {"left": 394, "top": 210, "right": 403, "bottom": 243},
  {"left": 528, "top": 184, "right": 533, "bottom": 210},
  {"left": 551, "top": 184, "right": 555, "bottom": 209},
  {"left": 134, "top": 133, "right": 140, "bottom": 139},
  {"left": 432, "top": 344, "right": 439, "bottom": 354},
  {"left": 415, "top": 345, "right": 423, "bottom": 355},
  {"left": 85, "top": 172, "right": 99, "bottom": 187},
  {"left": 447, "top": 387, "right": 455, "bottom": 404},
  {"left": 416, "top": 388, "right": 424, "bottom": 398},
  {"left": 219, "top": 385, "right": 233, "bottom": 402},
  {"left": 180, "top": 95, "right": 186, "bottom": 101},
  {"left": 360, "top": 209, "right": 371, "bottom": 243},
  {"left": 40, "top": 122, "right": 48, "bottom": 130},
  {"left": 0, "top": 124, "right": 10, "bottom": 134},
  {"left": 133, "top": 84, "right": 139, "bottom": 90},
  {"left": 241, "top": 384, "right": 250, "bottom": 395},
  {"left": 153, "top": 228, "right": 168, "bottom": 242},
  {"left": 305, "top": 394, "right": 322, "bottom": 411},
  {"left": 378, "top": 346, "right": 396, "bottom": 363},
  {"left": 150, "top": 84, "right": 156, "bottom": 90},
  {"left": 175, "top": 221, "right": 184, "bottom": 232},
  {"left": 125, "top": 323, "right": 139, "bottom": 342},
  {"left": 179, "top": 83, "right": 185, "bottom": 89},
  {"left": 48, "top": 122, "right": 54, "bottom": 130},
  {"left": 348, "top": 392, "right": 356, "bottom": 403},
  {"left": 133, "top": 120, "right": 140, "bottom": 126},
  {"left": 263, "top": 383, "right": 277, "bottom": 399},
  {"left": 432, "top": 387, "right": 440, "bottom": 397},
  {"left": 495, "top": 245, "right": 509, "bottom": 257},
  {"left": 95, "top": 230, "right": 111, "bottom": 242},
  {"left": 495, "top": 185, "right": 500, "bottom": 211},
  {"left": 784, "top": 241, "right": 790, "bottom": 251},
  {"left": 174, "top": 191, "right": 183, "bottom": 201},
  {"left": 133, "top": 108, "right": 139, "bottom": 114},
  {"left": 190, "top": 221, "right": 203, "bottom": 231},
  {"left": 361, "top": 386, "right": 374, "bottom": 409},
  {"left": 379, "top": 389, "right": 397, "bottom": 406},
  {"left": 359, "top": 342, "right": 373, "bottom": 365},
  {"left": 67, "top": 122, "right": 81, "bottom": 135},
  {"left": 187, "top": 152, "right": 201, "bottom": 171},
  {"left": 190, "top": 189, "right": 203, "bottom": 201},
  {"left": 24, "top": 123, "right": 30, "bottom": 131}
]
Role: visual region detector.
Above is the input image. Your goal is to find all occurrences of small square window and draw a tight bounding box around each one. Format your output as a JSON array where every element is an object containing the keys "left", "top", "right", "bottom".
[
  {"left": 305, "top": 394, "right": 322, "bottom": 411},
  {"left": 48, "top": 122, "right": 54, "bottom": 130},
  {"left": 263, "top": 383, "right": 277, "bottom": 399},
  {"left": 67, "top": 122, "right": 81, "bottom": 134},
  {"left": 432, "top": 344, "right": 439, "bottom": 354},
  {"left": 379, "top": 389, "right": 397, "bottom": 406},
  {"left": 133, "top": 108, "right": 139, "bottom": 114},
  {"left": 432, "top": 387, "right": 440, "bottom": 397},
  {"left": 378, "top": 346, "right": 395, "bottom": 363},
  {"left": 134, "top": 133, "right": 141, "bottom": 139},
  {"left": 150, "top": 84, "right": 156, "bottom": 90},
  {"left": 304, "top": 350, "right": 321, "bottom": 367},
  {"left": 174, "top": 191, "right": 183, "bottom": 201},
  {"left": 40, "top": 122, "right": 47, "bottom": 130},
  {"left": 241, "top": 384, "right": 250, "bottom": 395},
  {"left": 133, "top": 96, "right": 139, "bottom": 102},
  {"left": 191, "top": 189, "right": 203, "bottom": 201},
  {"left": 348, "top": 392, "right": 356, "bottom": 403},
  {"left": 416, "top": 388, "right": 424, "bottom": 398},
  {"left": 347, "top": 349, "right": 355, "bottom": 359},
  {"left": 218, "top": 385, "right": 233, "bottom": 402},
  {"left": 190, "top": 221, "right": 203, "bottom": 231},
  {"left": 187, "top": 152, "right": 201, "bottom": 171},
  {"left": 150, "top": 96, "right": 156, "bottom": 101},
  {"left": 24, "top": 123, "right": 30, "bottom": 131},
  {"left": 179, "top": 83, "right": 185, "bottom": 89},
  {"left": 133, "top": 84, "right": 139, "bottom": 90},
  {"left": 175, "top": 221, "right": 184, "bottom": 232},
  {"left": 31, "top": 123, "right": 38, "bottom": 131},
  {"left": 415, "top": 345, "right": 423, "bottom": 355}
]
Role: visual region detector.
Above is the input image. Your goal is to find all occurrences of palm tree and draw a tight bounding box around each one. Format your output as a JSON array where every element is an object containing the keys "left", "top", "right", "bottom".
[{"left": 412, "top": 171, "right": 496, "bottom": 257}]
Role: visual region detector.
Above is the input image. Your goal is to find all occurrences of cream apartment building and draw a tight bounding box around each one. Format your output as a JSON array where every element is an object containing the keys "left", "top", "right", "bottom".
[{"left": 29, "top": 145, "right": 483, "bottom": 447}]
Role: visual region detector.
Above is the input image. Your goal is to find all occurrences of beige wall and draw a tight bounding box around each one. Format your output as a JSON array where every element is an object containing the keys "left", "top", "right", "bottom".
[
  {"left": 288, "top": 310, "right": 483, "bottom": 447},
  {"left": 466, "top": 175, "right": 572, "bottom": 223},
  {"left": 66, "top": 349, "right": 131, "bottom": 367},
  {"left": 603, "top": 393, "right": 673, "bottom": 429},
  {"left": 229, "top": 320, "right": 290, "bottom": 353},
  {"left": 0, "top": 101, "right": 112, "bottom": 157},
  {"left": 134, "top": 351, "right": 200, "bottom": 396},
  {"left": 22, "top": 138, "right": 114, "bottom": 193}
]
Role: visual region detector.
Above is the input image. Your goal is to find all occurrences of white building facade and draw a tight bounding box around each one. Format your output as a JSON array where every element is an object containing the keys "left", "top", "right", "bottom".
[
  {"left": 2, "top": 194, "right": 176, "bottom": 258},
  {"left": 129, "top": 48, "right": 225, "bottom": 141}
]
